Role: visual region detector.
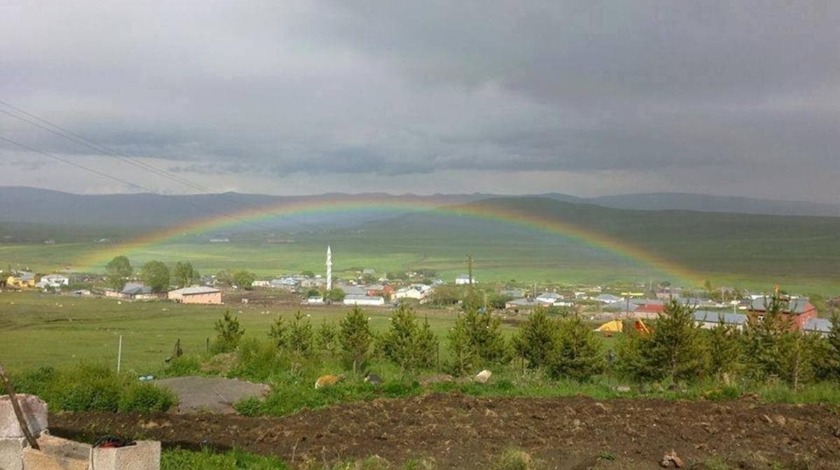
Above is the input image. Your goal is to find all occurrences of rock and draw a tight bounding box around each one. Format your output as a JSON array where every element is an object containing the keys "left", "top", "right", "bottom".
[
  {"left": 660, "top": 450, "right": 684, "bottom": 468},
  {"left": 474, "top": 370, "right": 492, "bottom": 384},
  {"left": 0, "top": 394, "right": 48, "bottom": 438},
  {"left": 315, "top": 374, "right": 344, "bottom": 389},
  {"left": 364, "top": 373, "right": 383, "bottom": 386}
]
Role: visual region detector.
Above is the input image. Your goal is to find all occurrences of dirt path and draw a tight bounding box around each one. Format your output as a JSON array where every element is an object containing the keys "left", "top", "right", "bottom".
[{"left": 49, "top": 393, "right": 840, "bottom": 469}]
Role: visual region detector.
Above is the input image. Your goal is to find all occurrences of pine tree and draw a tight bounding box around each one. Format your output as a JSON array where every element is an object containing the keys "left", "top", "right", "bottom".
[
  {"left": 268, "top": 315, "right": 287, "bottom": 349},
  {"left": 615, "top": 300, "right": 705, "bottom": 383},
  {"left": 815, "top": 315, "right": 840, "bottom": 380},
  {"left": 316, "top": 320, "right": 339, "bottom": 356},
  {"left": 213, "top": 311, "right": 244, "bottom": 353},
  {"left": 651, "top": 300, "right": 706, "bottom": 382},
  {"left": 511, "top": 307, "right": 557, "bottom": 369},
  {"left": 339, "top": 306, "right": 372, "bottom": 373},
  {"left": 288, "top": 310, "right": 314, "bottom": 356},
  {"left": 704, "top": 319, "right": 741, "bottom": 379},
  {"left": 378, "top": 305, "right": 439, "bottom": 372},
  {"left": 446, "top": 307, "right": 508, "bottom": 375},
  {"left": 546, "top": 316, "right": 605, "bottom": 382}
]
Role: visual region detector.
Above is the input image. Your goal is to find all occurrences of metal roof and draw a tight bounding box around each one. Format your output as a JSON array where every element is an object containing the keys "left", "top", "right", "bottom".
[{"left": 693, "top": 310, "right": 748, "bottom": 325}]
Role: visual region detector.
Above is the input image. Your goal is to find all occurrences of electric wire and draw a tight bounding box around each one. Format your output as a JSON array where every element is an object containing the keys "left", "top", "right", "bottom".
[
  {"left": 0, "top": 102, "right": 214, "bottom": 193},
  {"left": 0, "top": 101, "right": 311, "bottom": 233}
]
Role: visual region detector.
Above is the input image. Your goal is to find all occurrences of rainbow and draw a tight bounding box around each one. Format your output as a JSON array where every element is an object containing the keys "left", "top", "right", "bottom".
[{"left": 74, "top": 195, "right": 703, "bottom": 286}]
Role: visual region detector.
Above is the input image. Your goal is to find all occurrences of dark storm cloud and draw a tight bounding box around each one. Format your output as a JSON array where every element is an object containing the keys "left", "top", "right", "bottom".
[{"left": 1, "top": 1, "right": 838, "bottom": 200}]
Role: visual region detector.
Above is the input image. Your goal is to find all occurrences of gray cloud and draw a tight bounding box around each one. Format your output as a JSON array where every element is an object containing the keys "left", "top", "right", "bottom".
[{"left": 1, "top": 1, "right": 838, "bottom": 201}]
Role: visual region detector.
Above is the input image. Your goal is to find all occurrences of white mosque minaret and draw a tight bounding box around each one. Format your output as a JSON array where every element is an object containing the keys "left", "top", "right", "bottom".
[{"left": 326, "top": 245, "right": 333, "bottom": 291}]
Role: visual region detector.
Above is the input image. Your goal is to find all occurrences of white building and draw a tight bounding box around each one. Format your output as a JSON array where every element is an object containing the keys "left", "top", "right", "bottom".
[
  {"left": 35, "top": 274, "right": 70, "bottom": 289},
  {"left": 393, "top": 284, "right": 432, "bottom": 301},
  {"left": 343, "top": 294, "right": 386, "bottom": 307}
]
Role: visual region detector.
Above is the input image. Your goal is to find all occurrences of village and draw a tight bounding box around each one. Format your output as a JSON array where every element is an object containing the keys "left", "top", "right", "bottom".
[{"left": 4, "top": 249, "right": 836, "bottom": 339}]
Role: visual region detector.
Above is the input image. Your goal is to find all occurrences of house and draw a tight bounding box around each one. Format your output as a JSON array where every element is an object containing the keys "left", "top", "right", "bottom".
[
  {"left": 35, "top": 274, "right": 70, "bottom": 289},
  {"left": 803, "top": 318, "right": 832, "bottom": 337},
  {"left": 339, "top": 284, "right": 367, "bottom": 296},
  {"left": 747, "top": 297, "right": 817, "bottom": 330},
  {"left": 168, "top": 286, "right": 222, "bottom": 305},
  {"left": 269, "top": 277, "right": 299, "bottom": 290},
  {"left": 6, "top": 272, "right": 36, "bottom": 289},
  {"left": 251, "top": 280, "right": 271, "bottom": 288},
  {"left": 594, "top": 294, "right": 622, "bottom": 304},
  {"left": 393, "top": 284, "right": 432, "bottom": 302},
  {"left": 305, "top": 296, "right": 325, "bottom": 305},
  {"left": 119, "top": 283, "right": 160, "bottom": 301},
  {"left": 365, "top": 284, "right": 393, "bottom": 297},
  {"left": 505, "top": 297, "right": 540, "bottom": 311},
  {"left": 692, "top": 310, "right": 748, "bottom": 331},
  {"left": 455, "top": 274, "right": 474, "bottom": 285},
  {"left": 536, "top": 292, "right": 562, "bottom": 305},
  {"left": 343, "top": 294, "right": 386, "bottom": 307}
]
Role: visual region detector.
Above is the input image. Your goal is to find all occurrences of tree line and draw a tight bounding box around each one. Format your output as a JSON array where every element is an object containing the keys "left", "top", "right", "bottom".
[
  {"left": 104, "top": 255, "right": 256, "bottom": 293},
  {"left": 209, "top": 296, "right": 840, "bottom": 390}
]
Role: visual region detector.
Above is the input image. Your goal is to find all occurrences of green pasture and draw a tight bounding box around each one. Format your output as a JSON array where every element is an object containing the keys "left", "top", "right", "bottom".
[
  {"left": 4, "top": 197, "right": 840, "bottom": 295},
  {"left": 3, "top": 234, "right": 838, "bottom": 295},
  {"left": 0, "top": 291, "right": 520, "bottom": 374}
]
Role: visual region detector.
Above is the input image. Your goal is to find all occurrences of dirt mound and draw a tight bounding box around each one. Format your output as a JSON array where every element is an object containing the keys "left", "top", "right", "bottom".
[
  {"left": 49, "top": 393, "right": 840, "bottom": 469},
  {"left": 153, "top": 376, "right": 270, "bottom": 414}
]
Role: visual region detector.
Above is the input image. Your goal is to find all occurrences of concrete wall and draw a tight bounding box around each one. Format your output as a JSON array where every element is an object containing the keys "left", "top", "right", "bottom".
[{"left": 182, "top": 292, "right": 222, "bottom": 304}]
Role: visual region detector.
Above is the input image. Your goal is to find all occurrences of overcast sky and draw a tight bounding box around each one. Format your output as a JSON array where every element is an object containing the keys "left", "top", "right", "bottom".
[{"left": 2, "top": 1, "right": 839, "bottom": 201}]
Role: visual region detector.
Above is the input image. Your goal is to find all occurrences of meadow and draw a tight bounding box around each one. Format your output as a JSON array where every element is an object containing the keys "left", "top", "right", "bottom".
[
  {"left": 4, "top": 195, "right": 840, "bottom": 296},
  {"left": 0, "top": 291, "right": 499, "bottom": 374}
]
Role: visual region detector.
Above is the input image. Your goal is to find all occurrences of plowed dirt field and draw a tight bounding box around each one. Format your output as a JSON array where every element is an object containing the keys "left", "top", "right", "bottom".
[{"left": 48, "top": 392, "right": 840, "bottom": 469}]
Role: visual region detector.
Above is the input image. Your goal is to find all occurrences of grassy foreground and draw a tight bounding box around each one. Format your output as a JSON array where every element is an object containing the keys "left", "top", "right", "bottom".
[{"left": 0, "top": 291, "right": 495, "bottom": 373}]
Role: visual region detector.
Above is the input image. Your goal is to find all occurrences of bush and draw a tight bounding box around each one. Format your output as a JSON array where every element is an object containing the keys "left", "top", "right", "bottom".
[
  {"left": 13, "top": 363, "right": 174, "bottom": 413},
  {"left": 119, "top": 383, "right": 175, "bottom": 412},
  {"left": 232, "top": 338, "right": 290, "bottom": 381},
  {"left": 164, "top": 355, "right": 202, "bottom": 377}
]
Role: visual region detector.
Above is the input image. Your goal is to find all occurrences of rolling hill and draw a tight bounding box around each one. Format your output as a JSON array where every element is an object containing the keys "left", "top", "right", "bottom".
[{"left": 2, "top": 188, "right": 839, "bottom": 290}]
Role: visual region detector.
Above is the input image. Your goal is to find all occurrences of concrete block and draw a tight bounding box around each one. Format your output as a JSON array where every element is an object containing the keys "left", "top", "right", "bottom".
[
  {"left": 0, "top": 395, "right": 48, "bottom": 438},
  {"left": 92, "top": 441, "right": 161, "bottom": 470},
  {"left": 22, "top": 434, "right": 90, "bottom": 470},
  {"left": 0, "top": 437, "right": 26, "bottom": 470}
]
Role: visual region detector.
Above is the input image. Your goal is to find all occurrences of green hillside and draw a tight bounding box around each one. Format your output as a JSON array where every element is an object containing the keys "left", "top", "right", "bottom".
[{"left": 2, "top": 196, "right": 839, "bottom": 293}]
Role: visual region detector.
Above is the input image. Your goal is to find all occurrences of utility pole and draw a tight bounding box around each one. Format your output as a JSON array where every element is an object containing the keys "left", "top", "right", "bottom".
[{"left": 466, "top": 254, "right": 473, "bottom": 287}]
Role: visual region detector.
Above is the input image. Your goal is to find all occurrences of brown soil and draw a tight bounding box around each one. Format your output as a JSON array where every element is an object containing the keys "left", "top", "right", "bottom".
[{"left": 49, "top": 393, "right": 840, "bottom": 469}]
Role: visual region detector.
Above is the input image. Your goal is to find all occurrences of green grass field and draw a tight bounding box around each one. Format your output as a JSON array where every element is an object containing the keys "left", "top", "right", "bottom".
[
  {"left": 3, "top": 196, "right": 840, "bottom": 295},
  {"left": 0, "top": 291, "right": 507, "bottom": 374}
]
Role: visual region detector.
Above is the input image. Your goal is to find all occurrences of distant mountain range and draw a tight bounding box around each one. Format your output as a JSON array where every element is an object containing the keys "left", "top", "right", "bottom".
[{"left": 1, "top": 187, "right": 838, "bottom": 230}]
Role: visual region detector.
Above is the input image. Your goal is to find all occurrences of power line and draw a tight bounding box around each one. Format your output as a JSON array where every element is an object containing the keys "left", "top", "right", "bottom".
[
  {"left": 0, "top": 135, "right": 147, "bottom": 191},
  {"left": 0, "top": 101, "right": 214, "bottom": 193},
  {"left": 0, "top": 134, "right": 281, "bottom": 233},
  {"left": 0, "top": 100, "right": 304, "bottom": 233}
]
